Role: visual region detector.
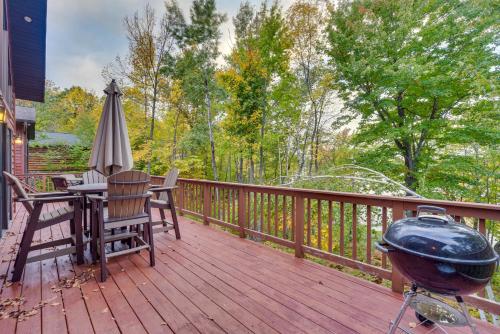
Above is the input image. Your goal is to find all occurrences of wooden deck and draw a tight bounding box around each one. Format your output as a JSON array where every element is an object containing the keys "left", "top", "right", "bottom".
[{"left": 0, "top": 203, "right": 496, "bottom": 334}]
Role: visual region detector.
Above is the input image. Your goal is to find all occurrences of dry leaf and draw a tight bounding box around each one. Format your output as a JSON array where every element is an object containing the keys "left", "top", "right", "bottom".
[
  {"left": 50, "top": 302, "right": 60, "bottom": 306},
  {"left": 160, "top": 322, "right": 167, "bottom": 326},
  {"left": 102, "top": 307, "right": 109, "bottom": 313},
  {"left": 408, "top": 322, "right": 417, "bottom": 328}
]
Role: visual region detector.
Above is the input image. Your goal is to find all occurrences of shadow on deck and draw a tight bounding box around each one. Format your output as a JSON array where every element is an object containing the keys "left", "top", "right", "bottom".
[{"left": 0, "top": 203, "right": 495, "bottom": 333}]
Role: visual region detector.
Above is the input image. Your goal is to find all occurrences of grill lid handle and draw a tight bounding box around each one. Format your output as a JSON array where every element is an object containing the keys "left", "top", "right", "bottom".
[
  {"left": 417, "top": 205, "right": 447, "bottom": 215},
  {"left": 417, "top": 205, "right": 450, "bottom": 224}
]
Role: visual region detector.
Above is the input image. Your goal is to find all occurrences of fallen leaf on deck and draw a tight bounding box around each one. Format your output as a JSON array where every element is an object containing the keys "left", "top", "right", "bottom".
[
  {"left": 92, "top": 289, "right": 99, "bottom": 292},
  {"left": 50, "top": 302, "right": 60, "bottom": 306},
  {"left": 408, "top": 322, "right": 417, "bottom": 328},
  {"left": 161, "top": 322, "right": 167, "bottom": 326},
  {"left": 102, "top": 307, "right": 109, "bottom": 313}
]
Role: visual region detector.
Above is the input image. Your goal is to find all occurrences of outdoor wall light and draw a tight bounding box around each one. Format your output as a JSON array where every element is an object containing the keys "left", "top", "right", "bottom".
[
  {"left": 24, "top": 16, "right": 32, "bottom": 23},
  {"left": 0, "top": 109, "right": 5, "bottom": 123},
  {"left": 14, "top": 136, "right": 23, "bottom": 144}
]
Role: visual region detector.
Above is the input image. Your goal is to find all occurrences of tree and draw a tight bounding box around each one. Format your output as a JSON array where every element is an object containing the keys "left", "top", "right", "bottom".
[
  {"left": 326, "top": 0, "right": 499, "bottom": 190},
  {"left": 287, "top": 0, "right": 335, "bottom": 176},
  {"left": 182, "top": 0, "right": 226, "bottom": 181},
  {"left": 122, "top": 3, "right": 178, "bottom": 173}
]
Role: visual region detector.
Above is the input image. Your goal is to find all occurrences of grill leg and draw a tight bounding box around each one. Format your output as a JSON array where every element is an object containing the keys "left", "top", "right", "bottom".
[
  {"left": 456, "top": 296, "right": 479, "bottom": 334},
  {"left": 388, "top": 284, "right": 417, "bottom": 334}
]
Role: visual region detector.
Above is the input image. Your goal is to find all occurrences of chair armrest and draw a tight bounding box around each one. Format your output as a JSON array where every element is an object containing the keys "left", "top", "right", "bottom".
[
  {"left": 149, "top": 186, "right": 178, "bottom": 193},
  {"left": 18, "top": 195, "right": 82, "bottom": 204},
  {"left": 30, "top": 191, "right": 70, "bottom": 197}
]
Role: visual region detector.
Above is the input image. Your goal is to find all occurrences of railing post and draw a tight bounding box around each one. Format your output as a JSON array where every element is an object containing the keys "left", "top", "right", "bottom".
[
  {"left": 237, "top": 188, "right": 246, "bottom": 238},
  {"left": 203, "top": 183, "right": 210, "bottom": 225},
  {"left": 391, "top": 202, "right": 405, "bottom": 293},
  {"left": 294, "top": 195, "right": 304, "bottom": 258},
  {"left": 178, "top": 182, "right": 184, "bottom": 216}
]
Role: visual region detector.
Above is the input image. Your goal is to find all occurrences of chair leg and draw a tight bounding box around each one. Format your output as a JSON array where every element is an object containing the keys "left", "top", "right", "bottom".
[
  {"left": 146, "top": 201, "right": 155, "bottom": 267},
  {"left": 12, "top": 205, "right": 42, "bottom": 282},
  {"left": 98, "top": 208, "right": 107, "bottom": 282},
  {"left": 147, "top": 221, "right": 155, "bottom": 267},
  {"left": 90, "top": 201, "right": 98, "bottom": 264},
  {"left": 159, "top": 208, "right": 167, "bottom": 232},
  {"left": 167, "top": 190, "right": 181, "bottom": 240},
  {"left": 74, "top": 198, "right": 84, "bottom": 265}
]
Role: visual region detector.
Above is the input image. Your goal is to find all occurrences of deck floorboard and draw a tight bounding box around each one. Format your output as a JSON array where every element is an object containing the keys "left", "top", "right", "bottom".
[{"left": 0, "top": 203, "right": 496, "bottom": 334}]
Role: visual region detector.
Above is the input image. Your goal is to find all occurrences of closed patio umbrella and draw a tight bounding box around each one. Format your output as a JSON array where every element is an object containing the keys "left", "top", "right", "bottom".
[{"left": 89, "top": 79, "right": 133, "bottom": 176}]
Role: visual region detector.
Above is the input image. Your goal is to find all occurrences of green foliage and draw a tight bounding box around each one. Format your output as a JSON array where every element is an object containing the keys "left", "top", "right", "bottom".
[
  {"left": 32, "top": 0, "right": 498, "bottom": 208},
  {"left": 326, "top": 0, "right": 499, "bottom": 192}
]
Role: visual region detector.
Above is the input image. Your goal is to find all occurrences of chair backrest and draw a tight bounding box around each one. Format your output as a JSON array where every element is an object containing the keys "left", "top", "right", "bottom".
[
  {"left": 107, "top": 170, "right": 150, "bottom": 219},
  {"left": 2, "top": 171, "right": 34, "bottom": 213},
  {"left": 159, "top": 168, "right": 179, "bottom": 201},
  {"left": 83, "top": 170, "right": 107, "bottom": 184},
  {"left": 51, "top": 175, "right": 69, "bottom": 191}
]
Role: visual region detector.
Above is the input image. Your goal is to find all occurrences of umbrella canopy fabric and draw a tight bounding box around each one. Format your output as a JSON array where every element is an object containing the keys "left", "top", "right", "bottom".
[{"left": 89, "top": 80, "right": 133, "bottom": 176}]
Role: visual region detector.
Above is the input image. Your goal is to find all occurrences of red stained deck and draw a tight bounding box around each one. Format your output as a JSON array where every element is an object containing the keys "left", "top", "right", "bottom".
[{"left": 0, "top": 203, "right": 496, "bottom": 334}]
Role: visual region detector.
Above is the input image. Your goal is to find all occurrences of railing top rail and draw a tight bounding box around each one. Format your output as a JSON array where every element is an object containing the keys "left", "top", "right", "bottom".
[
  {"left": 17, "top": 174, "right": 499, "bottom": 219},
  {"left": 176, "top": 178, "right": 500, "bottom": 220}
]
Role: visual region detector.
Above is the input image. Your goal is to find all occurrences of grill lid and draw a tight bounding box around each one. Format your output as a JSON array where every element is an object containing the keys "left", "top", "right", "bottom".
[{"left": 383, "top": 206, "right": 498, "bottom": 264}]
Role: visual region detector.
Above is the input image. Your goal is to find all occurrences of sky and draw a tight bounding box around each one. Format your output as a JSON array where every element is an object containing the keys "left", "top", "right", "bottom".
[{"left": 46, "top": 0, "right": 293, "bottom": 95}]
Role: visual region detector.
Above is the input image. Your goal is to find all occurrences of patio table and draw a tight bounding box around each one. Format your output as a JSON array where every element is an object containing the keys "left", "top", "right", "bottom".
[
  {"left": 67, "top": 183, "right": 178, "bottom": 234},
  {"left": 67, "top": 183, "right": 107, "bottom": 235}
]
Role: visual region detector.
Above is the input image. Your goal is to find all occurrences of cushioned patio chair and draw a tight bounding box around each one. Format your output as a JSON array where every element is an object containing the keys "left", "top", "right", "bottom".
[
  {"left": 89, "top": 170, "right": 155, "bottom": 282},
  {"left": 3, "top": 171, "right": 84, "bottom": 282},
  {"left": 149, "top": 168, "right": 180, "bottom": 238}
]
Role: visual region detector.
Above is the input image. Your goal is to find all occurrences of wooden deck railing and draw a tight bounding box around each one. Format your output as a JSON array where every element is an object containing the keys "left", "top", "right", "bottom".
[
  {"left": 152, "top": 177, "right": 499, "bottom": 316},
  {"left": 13, "top": 173, "right": 500, "bottom": 316}
]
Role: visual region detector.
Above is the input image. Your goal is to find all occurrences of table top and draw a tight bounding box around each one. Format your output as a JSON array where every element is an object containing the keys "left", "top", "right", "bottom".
[
  {"left": 67, "top": 183, "right": 176, "bottom": 194},
  {"left": 67, "top": 183, "right": 107, "bottom": 194}
]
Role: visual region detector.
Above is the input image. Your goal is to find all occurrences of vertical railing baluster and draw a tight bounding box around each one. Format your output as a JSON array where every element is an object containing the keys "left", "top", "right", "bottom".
[
  {"left": 274, "top": 194, "right": 278, "bottom": 236},
  {"left": 203, "top": 183, "right": 210, "bottom": 225},
  {"left": 237, "top": 188, "right": 246, "bottom": 238},
  {"left": 391, "top": 203, "right": 405, "bottom": 293},
  {"left": 352, "top": 203, "right": 357, "bottom": 260},
  {"left": 253, "top": 192, "right": 258, "bottom": 231},
  {"left": 382, "top": 207, "right": 387, "bottom": 268},
  {"left": 295, "top": 195, "right": 305, "bottom": 258},
  {"left": 366, "top": 205, "right": 371, "bottom": 264},
  {"left": 317, "top": 199, "right": 322, "bottom": 250},
  {"left": 267, "top": 193, "right": 271, "bottom": 234},
  {"left": 260, "top": 192, "right": 264, "bottom": 233},
  {"left": 282, "top": 196, "right": 287, "bottom": 239},
  {"left": 306, "top": 198, "right": 311, "bottom": 246},
  {"left": 291, "top": 196, "right": 295, "bottom": 241},
  {"left": 328, "top": 201, "right": 333, "bottom": 253},
  {"left": 340, "top": 202, "right": 345, "bottom": 257}
]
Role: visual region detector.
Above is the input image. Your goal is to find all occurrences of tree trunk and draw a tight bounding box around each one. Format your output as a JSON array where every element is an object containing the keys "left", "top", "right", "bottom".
[
  {"left": 249, "top": 150, "right": 255, "bottom": 184},
  {"left": 147, "top": 80, "right": 158, "bottom": 174},
  {"left": 171, "top": 109, "right": 181, "bottom": 161},
  {"left": 259, "top": 109, "right": 266, "bottom": 184},
  {"left": 205, "top": 77, "right": 218, "bottom": 181},
  {"left": 402, "top": 145, "right": 418, "bottom": 190}
]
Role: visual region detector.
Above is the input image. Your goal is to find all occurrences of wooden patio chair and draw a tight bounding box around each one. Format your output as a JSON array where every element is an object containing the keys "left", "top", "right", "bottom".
[
  {"left": 88, "top": 170, "right": 155, "bottom": 282},
  {"left": 51, "top": 175, "right": 69, "bottom": 191},
  {"left": 82, "top": 170, "right": 107, "bottom": 184},
  {"left": 149, "top": 168, "right": 180, "bottom": 238},
  {"left": 3, "top": 172, "right": 84, "bottom": 282}
]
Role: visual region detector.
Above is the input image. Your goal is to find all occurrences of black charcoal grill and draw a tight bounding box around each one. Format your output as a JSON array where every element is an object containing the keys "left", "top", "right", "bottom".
[{"left": 376, "top": 205, "right": 498, "bottom": 334}]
